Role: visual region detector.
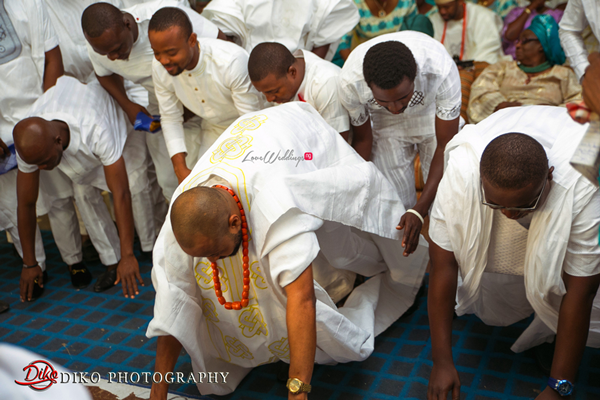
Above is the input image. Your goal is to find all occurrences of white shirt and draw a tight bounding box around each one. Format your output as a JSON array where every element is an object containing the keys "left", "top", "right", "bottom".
[
  {"left": 339, "top": 31, "right": 461, "bottom": 140},
  {"left": 202, "top": 0, "right": 359, "bottom": 54},
  {"left": 87, "top": 0, "right": 219, "bottom": 94},
  {"left": 17, "top": 76, "right": 142, "bottom": 190},
  {"left": 152, "top": 38, "right": 264, "bottom": 157},
  {"left": 0, "top": 0, "right": 58, "bottom": 144},
  {"left": 44, "top": 0, "right": 124, "bottom": 83},
  {"left": 430, "top": 2, "right": 504, "bottom": 64},
  {"left": 293, "top": 50, "right": 349, "bottom": 133},
  {"left": 559, "top": 0, "right": 600, "bottom": 80}
]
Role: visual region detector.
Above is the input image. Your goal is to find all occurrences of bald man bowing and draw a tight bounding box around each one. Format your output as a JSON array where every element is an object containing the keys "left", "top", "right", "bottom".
[
  {"left": 14, "top": 76, "right": 155, "bottom": 298},
  {"left": 147, "top": 102, "right": 428, "bottom": 398}
]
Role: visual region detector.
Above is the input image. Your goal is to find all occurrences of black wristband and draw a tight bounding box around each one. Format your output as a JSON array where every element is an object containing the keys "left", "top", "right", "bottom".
[{"left": 22, "top": 263, "right": 39, "bottom": 269}]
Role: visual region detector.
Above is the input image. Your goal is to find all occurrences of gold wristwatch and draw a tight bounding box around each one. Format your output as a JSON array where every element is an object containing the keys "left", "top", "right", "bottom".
[{"left": 286, "top": 378, "right": 311, "bottom": 394}]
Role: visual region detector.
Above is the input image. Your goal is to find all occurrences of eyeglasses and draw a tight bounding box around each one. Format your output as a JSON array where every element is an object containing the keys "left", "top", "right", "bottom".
[
  {"left": 518, "top": 37, "right": 540, "bottom": 45},
  {"left": 480, "top": 177, "right": 547, "bottom": 212}
]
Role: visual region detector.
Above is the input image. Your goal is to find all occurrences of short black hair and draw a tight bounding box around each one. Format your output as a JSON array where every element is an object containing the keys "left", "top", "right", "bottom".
[
  {"left": 82, "top": 2, "right": 124, "bottom": 38},
  {"left": 480, "top": 133, "right": 548, "bottom": 190},
  {"left": 363, "top": 41, "right": 417, "bottom": 89},
  {"left": 248, "top": 42, "right": 296, "bottom": 82},
  {"left": 148, "top": 7, "right": 193, "bottom": 39}
]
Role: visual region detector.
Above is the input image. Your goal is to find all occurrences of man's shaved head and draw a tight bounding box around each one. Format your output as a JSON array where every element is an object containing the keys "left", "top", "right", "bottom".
[
  {"left": 480, "top": 133, "right": 548, "bottom": 190},
  {"left": 81, "top": 3, "right": 124, "bottom": 38},
  {"left": 13, "top": 118, "right": 60, "bottom": 166},
  {"left": 171, "top": 187, "right": 233, "bottom": 252},
  {"left": 248, "top": 42, "right": 296, "bottom": 82}
]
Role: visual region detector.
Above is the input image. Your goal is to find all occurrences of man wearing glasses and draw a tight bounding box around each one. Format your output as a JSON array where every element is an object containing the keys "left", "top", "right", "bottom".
[{"left": 426, "top": 106, "right": 600, "bottom": 400}]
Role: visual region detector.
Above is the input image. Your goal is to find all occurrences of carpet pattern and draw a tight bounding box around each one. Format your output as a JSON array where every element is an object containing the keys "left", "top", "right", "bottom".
[{"left": 0, "top": 231, "right": 599, "bottom": 399}]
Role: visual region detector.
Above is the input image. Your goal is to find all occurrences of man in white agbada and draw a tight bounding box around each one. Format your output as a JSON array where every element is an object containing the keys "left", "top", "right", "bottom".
[
  {"left": 201, "top": 0, "right": 359, "bottom": 61},
  {"left": 430, "top": 0, "right": 505, "bottom": 65},
  {"left": 339, "top": 31, "right": 461, "bottom": 258},
  {"left": 148, "top": 7, "right": 264, "bottom": 184},
  {"left": 248, "top": 42, "right": 350, "bottom": 141},
  {"left": 0, "top": 0, "right": 90, "bottom": 304},
  {"left": 427, "top": 106, "right": 600, "bottom": 400},
  {"left": 13, "top": 76, "right": 156, "bottom": 299},
  {"left": 146, "top": 102, "right": 429, "bottom": 398},
  {"left": 558, "top": 0, "right": 600, "bottom": 80},
  {"left": 82, "top": 1, "right": 221, "bottom": 200}
]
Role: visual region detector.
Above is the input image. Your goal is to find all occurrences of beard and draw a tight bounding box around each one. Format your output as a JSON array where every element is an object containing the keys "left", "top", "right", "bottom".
[{"left": 227, "top": 229, "right": 243, "bottom": 258}]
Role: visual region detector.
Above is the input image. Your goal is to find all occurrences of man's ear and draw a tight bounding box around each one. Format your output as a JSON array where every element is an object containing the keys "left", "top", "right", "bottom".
[
  {"left": 548, "top": 166, "right": 554, "bottom": 181},
  {"left": 188, "top": 32, "right": 198, "bottom": 47},
  {"left": 228, "top": 213, "right": 241, "bottom": 233},
  {"left": 288, "top": 65, "right": 297, "bottom": 79}
]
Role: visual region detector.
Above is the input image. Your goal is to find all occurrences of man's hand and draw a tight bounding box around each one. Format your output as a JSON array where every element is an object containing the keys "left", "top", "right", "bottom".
[
  {"left": 0, "top": 138, "right": 9, "bottom": 160},
  {"left": 115, "top": 255, "right": 143, "bottom": 299},
  {"left": 582, "top": 53, "right": 600, "bottom": 115},
  {"left": 397, "top": 212, "right": 423, "bottom": 256},
  {"left": 535, "top": 387, "right": 567, "bottom": 400},
  {"left": 428, "top": 360, "right": 461, "bottom": 400},
  {"left": 123, "top": 102, "right": 152, "bottom": 126},
  {"left": 20, "top": 266, "right": 43, "bottom": 302},
  {"left": 171, "top": 153, "right": 192, "bottom": 183},
  {"left": 494, "top": 101, "right": 522, "bottom": 112}
]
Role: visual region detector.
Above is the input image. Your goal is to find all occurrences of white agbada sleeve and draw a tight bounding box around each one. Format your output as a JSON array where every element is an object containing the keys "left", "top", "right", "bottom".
[
  {"left": 468, "top": 3, "right": 504, "bottom": 64},
  {"left": 222, "top": 52, "right": 265, "bottom": 117},
  {"left": 152, "top": 59, "right": 186, "bottom": 157},
  {"left": 559, "top": 0, "right": 590, "bottom": 80},
  {"left": 310, "top": 0, "right": 359, "bottom": 48}
]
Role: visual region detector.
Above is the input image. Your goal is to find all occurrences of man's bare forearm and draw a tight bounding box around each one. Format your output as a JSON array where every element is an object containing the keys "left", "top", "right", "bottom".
[
  {"left": 150, "top": 335, "right": 183, "bottom": 400},
  {"left": 550, "top": 273, "right": 600, "bottom": 382},
  {"left": 428, "top": 242, "right": 459, "bottom": 364},
  {"left": 285, "top": 265, "right": 316, "bottom": 386},
  {"left": 43, "top": 46, "right": 64, "bottom": 92},
  {"left": 16, "top": 171, "right": 40, "bottom": 266},
  {"left": 351, "top": 119, "right": 373, "bottom": 161}
]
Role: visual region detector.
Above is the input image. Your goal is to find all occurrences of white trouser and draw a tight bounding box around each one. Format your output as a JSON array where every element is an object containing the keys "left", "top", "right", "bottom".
[
  {"left": 47, "top": 197, "right": 82, "bottom": 266},
  {"left": 371, "top": 136, "right": 436, "bottom": 210}
]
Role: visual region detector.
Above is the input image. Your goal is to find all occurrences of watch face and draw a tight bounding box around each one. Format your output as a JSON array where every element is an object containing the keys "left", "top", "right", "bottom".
[
  {"left": 558, "top": 381, "right": 572, "bottom": 395},
  {"left": 289, "top": 379, "right": 301, "bottom": 392}
]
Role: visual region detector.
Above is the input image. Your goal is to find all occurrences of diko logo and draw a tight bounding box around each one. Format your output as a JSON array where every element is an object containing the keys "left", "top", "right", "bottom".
[{"left": 14, "top": 360, "right": 58, "bottom": 391}]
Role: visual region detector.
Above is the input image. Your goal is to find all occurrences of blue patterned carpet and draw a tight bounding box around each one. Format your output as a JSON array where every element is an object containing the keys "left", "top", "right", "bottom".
[{"left": 0, "top": 231, "right": 599, "bottom": 400}]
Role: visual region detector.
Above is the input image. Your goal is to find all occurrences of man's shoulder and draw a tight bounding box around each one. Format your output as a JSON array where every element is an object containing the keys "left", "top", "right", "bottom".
[
  {"left": 467, "top": 2, "right": 502, "bottom": 25},
  {"left": 200, "top": 38, "right": 249, "bottom": 59}
]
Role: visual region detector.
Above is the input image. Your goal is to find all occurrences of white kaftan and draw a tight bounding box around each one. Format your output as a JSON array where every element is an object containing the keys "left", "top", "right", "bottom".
[
  {"left": 292, "top": 50, "right": 349, "bottom": 134},
  {"left": 17, "top": 77, "right": 157, "bottom": 261},
  {"left": 152, "top": 38, "right": 263, "bottom": 160},
  {"left": 86, "top": 0, "right": 219, "bottom": 199},
  {"left": 339, "top": 31, "right": 461, "bottom": 208},
  {"left": 147, "top": 102, "right": 429, "bottom": 395},
  {"left": 429, "top": 106, "right": 600, "bottom": 352},
  {"left": 429, "top": 2, "right": 505, "bottom": 64},
  {"left": 202, "top": 0, "right": 359, "bottom": 61},
  {"left": 558, "top": 0, "right": 600, "bottom": 80}
]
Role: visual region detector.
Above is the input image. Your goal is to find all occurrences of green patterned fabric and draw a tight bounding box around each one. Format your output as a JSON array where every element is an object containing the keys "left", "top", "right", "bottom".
[{"left": 465, "top": 0, "right": 518, "bottom": 19}]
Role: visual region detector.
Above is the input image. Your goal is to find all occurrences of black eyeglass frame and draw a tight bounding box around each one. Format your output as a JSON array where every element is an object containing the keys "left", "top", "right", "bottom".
[{"left": 480, "top": 177, "right": 547, "bottom": 212}]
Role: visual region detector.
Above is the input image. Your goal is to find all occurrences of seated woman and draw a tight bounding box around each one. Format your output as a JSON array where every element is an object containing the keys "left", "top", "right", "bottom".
[
  {"left": 502, "top": 0, "right": 563, "bottom": 59},
  {"left": 468, "top": 15, "right": 581, "bottom": 124}
]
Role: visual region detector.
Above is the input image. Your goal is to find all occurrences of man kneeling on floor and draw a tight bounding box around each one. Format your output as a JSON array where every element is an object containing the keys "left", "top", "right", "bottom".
[
  {"left": 146, "top": 102, "right": 429, "bottom": 398},
  {"left": 427, "top": 106, "right": 600, "bottom": 400}
]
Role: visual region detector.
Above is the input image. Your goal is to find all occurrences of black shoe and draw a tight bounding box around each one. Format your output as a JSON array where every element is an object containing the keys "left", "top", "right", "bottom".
[
  {"left": 0, "top": 301, "right": 9, "bottom": 314},
  {"left": 93, "top": 268, "right": 117, "bottom": 292},
  {"left": 70, "top": 262, "right": 92, "bottom": 289},
  {"left": 30, "top": 270, "right": 48, "bottom": 301}
]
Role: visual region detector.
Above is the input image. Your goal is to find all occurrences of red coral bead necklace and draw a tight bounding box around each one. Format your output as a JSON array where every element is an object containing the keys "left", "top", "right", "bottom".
[{"left": 212, "top": 185, "right": 250, "bottom": 310}]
